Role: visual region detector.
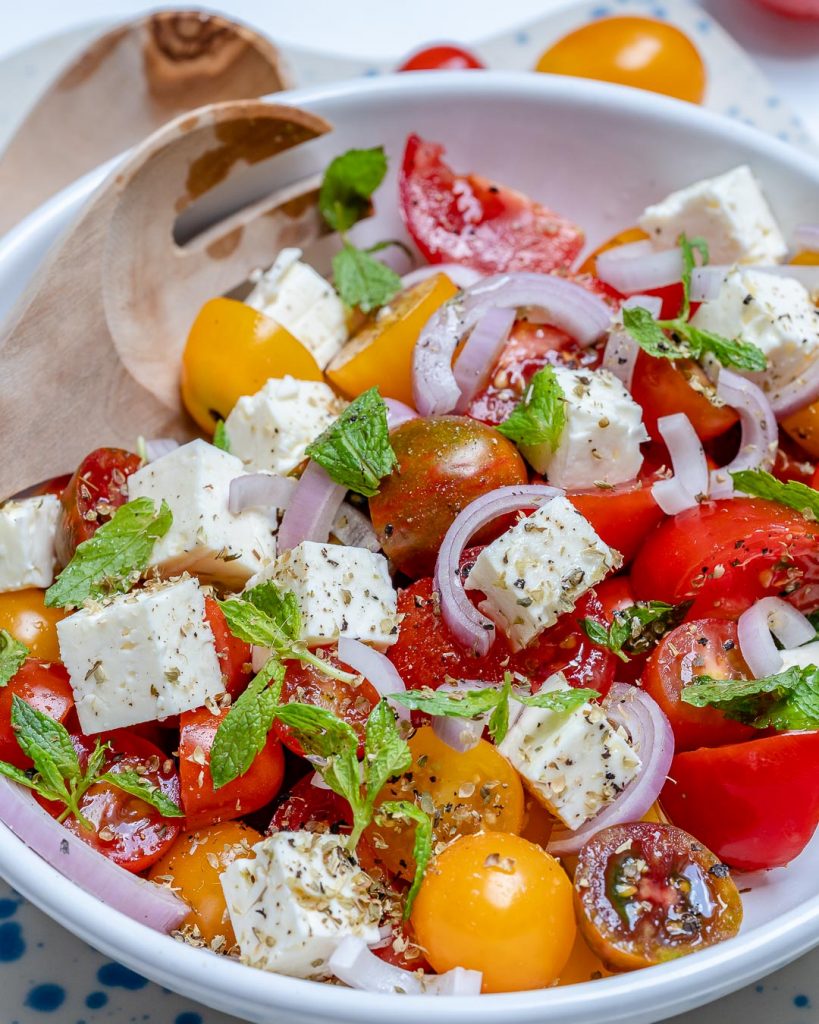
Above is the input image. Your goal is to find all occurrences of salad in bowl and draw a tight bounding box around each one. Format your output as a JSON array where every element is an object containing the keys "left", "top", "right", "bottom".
[{"left": 1, "top": 116, "right": 819, "bottom": 1001}]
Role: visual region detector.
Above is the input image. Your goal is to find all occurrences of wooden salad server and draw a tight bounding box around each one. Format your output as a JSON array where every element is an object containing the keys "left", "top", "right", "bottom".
[
  {"left": 0, "top": 10, "right": 293, "bottom": 236},
  {"left": 0, "top": 99, "right": 332, "bottom": 499}
]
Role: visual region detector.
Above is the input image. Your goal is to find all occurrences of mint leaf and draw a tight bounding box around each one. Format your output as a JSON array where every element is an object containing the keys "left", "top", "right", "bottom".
[
  {"left": 622, "top": 306, "right": 682, "bottom": 358},
  {"left": 45, "top": 498, "right": 172, "bottom": 608},
  {"left": 731, "top": 469, "right": 819, "bottom": 521},
  {"left": 496, "top": 366, "right": 566, "bottom": 450},
  {"left": 213, "top": 421, "right": 230, "bottom": 452},
  {"left": 332, "top": 244, "right": 402, "bottom": 314},
  {"left": 391, "top": 687, "right": 503, "bottom": 719},
  {"left": 487, "top": 675, "right": 512, "bottom": 744},
  {"left": 582, "top": 601, "right": 689, "bottom": 662},
  {"left": 10, "top": 694, "right": 80, "bottom": 784},
  {"left": 362, "top": 700, "right": 411, "bottom": 807},
  {"left": 376, "top": 800, "right": 433, "bottom": 918},
  {"left": 0, "top": 759, "right": 50, "bottom": 793},
  {"left": 306, "top": 387, "right": 397, "bottom": 497},
  {"left": 100, "top": 768, "right": 184, "bottom": 817},
  {"left": 678, "top": 234, "right": 709, "bottom": 320},
  {"left": 516, "top": 687, "right": 599, "bottom": 713},
  {"left": 0, "top": 631, "right": 28, "bottom": 687},
  {"left": 682, "top": 664, "right": 819, "bottom": 731},
  {"left": 244, "top": 581, "right": 301, "bottom": 643},
  {"left": 319, "top": 147, "right": 388, "bottom": 233}
]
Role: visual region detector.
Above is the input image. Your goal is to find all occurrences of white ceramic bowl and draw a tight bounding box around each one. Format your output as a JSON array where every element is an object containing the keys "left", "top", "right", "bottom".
[{"left": 1, "top": 71, "right": 818, "bottom": 1024}]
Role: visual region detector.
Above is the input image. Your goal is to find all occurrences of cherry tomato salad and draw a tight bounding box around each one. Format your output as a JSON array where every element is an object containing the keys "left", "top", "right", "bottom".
[{"left": 2, "top": 136, "right": 819, "bottom": 997}]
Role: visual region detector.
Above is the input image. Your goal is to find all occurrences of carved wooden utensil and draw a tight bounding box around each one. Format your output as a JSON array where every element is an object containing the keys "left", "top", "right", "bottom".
[
  {"left": 0, "top": 99, "right": 331, "bottom": 499},
  {"left": 0, "top": 10, "right": 293, "bottom": 235}
]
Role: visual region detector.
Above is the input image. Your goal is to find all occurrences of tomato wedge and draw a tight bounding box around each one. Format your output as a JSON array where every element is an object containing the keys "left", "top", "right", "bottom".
[
  {"left": 204, "top": 597, "right": 251, "bottom": 699},
  {"left": 0, "top": 660, "right": 74, "bottom": 769}
]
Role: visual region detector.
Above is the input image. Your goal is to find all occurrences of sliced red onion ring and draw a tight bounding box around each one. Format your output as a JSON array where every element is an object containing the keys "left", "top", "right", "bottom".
[
  {"left": 689, "top": 266, "right": 726, "bottom": 303},
  {"left": 228, "top": 473, "right": 296, "bottom": 514},
  {"left": 435, "top": 484, "right": 562, "bottom": 656},
  {"left": 602, "top": 295, "right": 663, "bottom": 389},
  {"left": 651, "top": 413, "right": 708, "bottom": 515},
  {"left": 453, "top": 306, "right": 516, "bottom": 413},
  {"left": 692, "top": 264, "right": 819, "bottom": 302},
  {"left": 794, "top": 225, "right": 819, "bottom": 253},
  {"left": 277, "top": 460, "right": 346, "bottom": 551},
  {"left": 0, "top": 777, "right": 188, "bottom": 932},
  {"left": 331, "top": 502, "right": 380, "bottom": 552},
  {"left": 548, "top": 684, "right": 673, "bottom": 856},
  {"left": 596, "top": 245, "right": 683, "bottom": 295},
  {"left": 329, "top": 936, "right": 482, "bottom": 995},
  {"left": 737, "top": 597, "right": 816, "bottom": 678},
  {"left": 401, "top": 263, "right": 482, "bottom": 291},
  {"left": 413, "top": 273, "right": 611, "bottom": 416},
  {"left": 337, "top": 637, "right": 409, "bottom": 722},
  {"left": 384, "top": 397, "right": 418, "bottom": 429},
  {"left": 709, "top": 370, "right": 777, "bottom": 499},
  {"left": 145, "top": 438, "right": 179, "bottom": 462}
]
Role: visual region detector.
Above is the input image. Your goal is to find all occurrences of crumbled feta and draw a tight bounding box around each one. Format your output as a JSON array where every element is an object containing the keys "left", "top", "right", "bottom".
[
  {"left": 245, "top": 248, "right": 348, "bottom": 368},
  {"left": 225, "top": 375, "right": 345, "bottom": 477},
  {"left": 779, "top": 640, "right": 819, "bottom": 672},
  {"left": 220, "top": 831, "right": 382, "bottom": 979},
  {"left": 464, "top": 497, "right": 620, "bottom": 650},
  {"left": 257, "top": 541, "right": 399, "bottom": 649},
  {"left": 498, "top": 675, "right": 641, "bottom": 829},
  {"left": 639, "top": 166, "right": 786, "bottom": 265},
  {"left": 691, "top": 268, "right": 819, "bottom": 399},
  {"left": 0, "top": 495, "right": 60, "bottom": 593},
  {"left": 521, "top": 366, "right": 648, "bottom": 489},
  {"left": 57, "top": 576, "right": 223, "bottom": 732},
  {"left": 127, "top": 440, "right": 276, "bottom": 587}
]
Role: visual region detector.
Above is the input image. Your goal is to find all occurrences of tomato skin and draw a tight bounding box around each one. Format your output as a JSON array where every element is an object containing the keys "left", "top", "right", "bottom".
[
  {"left": 204, "top": 597, "right": 251, "bottom": 699},
  {"left": 631, "top": 499, "right": 819, "bottom": 618},
  {"left": 642, "top": 619, "right": 757, "bottom": 752},
  {"left": 369, "top": 416, "right": 527, "bottom": 577},
  {"left": 399, "top": 134, "right": 584, "bottom": 275},
  {"left": 56, "top": 448, "right": 142, "bottom": 565},
  {"left": 268, "top": 772, "right": 352, "bottom": 834},
  {"left": 569, "top": 481, "right": 664, "bottom": 565},
  {"left": 0, "top": 660, "right": 74, "bottom": 769},
  {"left": 179, "top": 707, "right": 285, "bottom": 829},
  {"left": 371, "top": 923, "right": 431, "bottom": 972},
  {"left": 662, "top": 732, "right": 819, "bottom": 871},
  {"left": 398, "top": 44, "right": 484, "bottom": 71},
  {"left": 0, "top": 589, "right": 66, "bottom": 663}
]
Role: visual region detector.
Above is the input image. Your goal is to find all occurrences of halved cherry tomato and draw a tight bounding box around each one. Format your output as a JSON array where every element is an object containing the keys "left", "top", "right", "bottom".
[
  {"left": 782, "top": 399, "right": 819, "bottom": 460},
  {"left": 574, "top": 822, "right": 742, "bottom": 972},
  {"left": 412, "top": 831, "right": 576, "bottom": 992},
  {"left": 204, "top": 597, "right": 251, "bottom": 699},
  {"left": 0, "top": 660, "right": 74, "bottom": 769},
  {"left": 397, "top": 44, "right": 484, "bottom": 71},
  {"left": 569, "top": 478, "right": 664, "bottom": 566},
  {"left": 179, "top": 707, "right": 285, "bottom": 829},
  {"left": 631, "top": 498, "right": 819, "bottom": 618},
  {"left": 369, "top": 416, "right": 527, "bottom": 577},
  {"left": 774, "top": 439, "right": 815, "bottom": 485},
  {"left": 641, "top": 619, "right": 757, "bottom": 752},
  {"left": 39, "top": 730, "right": 182, "bottom": 872},
  {"left": 662, "top": 732, "right": 819, "bottom": 870},
  {"left": 0, "top": 589, "right": 66, "bottom": 662},
  {"left": 371, "top": 922, "right": 431, "bottom": 972},
  {"left": 268, "top": 772, "right": 352, "bottom": 834},
  {"left": 56, "top": 447, "right": 142, "bottom": 564},
  {"left": 399, "top": 134, "right": 584, "bottom": 275}
]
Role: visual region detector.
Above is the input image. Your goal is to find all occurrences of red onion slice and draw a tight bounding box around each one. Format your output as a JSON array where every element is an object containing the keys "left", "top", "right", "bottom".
[
  {"left": 401, "top": 263, "right": 482, "bottom": 291},
  {"left": 145, "top": 438, "right": 179, "bottom": 462},
  {"left": 434, "top": 484, "right": 562, "bottom": 656},
  {"left": 384, "top": 398, "right": 418, "bottom": 429},
  {"left": 651, "top": 413, "right": 708, "bottom": 515},
  {"left": 0, "top": 777, "right": 188, "bottom": 932},
  {"left": 737, "top": 597, "right": 816, "bottom": 678},
  {"left": 228, "top": 473, "right": 296, "bottom": 514},
  {"left": 427, "top": 679, "right": 508, "bottom": 753},
  {"left": 332, "top": 502, "right": 380, "bottom": 552},
  {"left": 277, "top": 460, "right": 347, "bottom": 551},
  {"left": 603, "top": 295, "right": 663, "bottom": 390},
  {"left": 709, "top": 370, "right": 777, "bottom": 499},
  {"left": 329, "top": 936, "right": 482, "bottom": 995},
  {"left": 412, "top": 273, "right": 611, "bottom": 416},
  {"left": 596, "top": 245, "right": 683, "bottom": 295},
  {"left": 794, "top": 225, "right": 819, "bottom": 253},
  {"left": 453, "top": 306, "right": 516, "bottom": 413},
  {"left": 337, "top": 637, "right": 409, "bottom": 722},
  {"left": 548, "top": 684, "right": 674, "bottom": 857}
]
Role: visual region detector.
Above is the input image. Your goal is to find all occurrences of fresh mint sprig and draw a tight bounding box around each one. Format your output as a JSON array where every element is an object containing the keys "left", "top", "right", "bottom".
[
  {"left": 682, "top": 663, "right": 819, "bottom": 731},
  {"left": 0, "top": 631, "right": 28, "bottom": 687},
  {"left": 731, "top": 469, "right": 819, "bottom": 521},
  {"left": 496, "top": 365, "right": 566, "bottom": 451}
]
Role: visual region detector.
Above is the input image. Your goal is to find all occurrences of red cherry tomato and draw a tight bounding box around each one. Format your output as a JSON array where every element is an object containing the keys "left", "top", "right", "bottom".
[
  {"left": 631, "top": 498, "right": 819, "bottom": 618},
  {"left": 662, "top": 732, "right": 819, "bottom": 870},
  {"left": 39, "top": 730, "right": 182, "bottom": 872},
  {"left": 641, "top": 619, "right": 757, "bottom": 752},
  {"left": 398, "top": 44, "right": 484, "bottom": 71},
  {"left": 399, "top": 134, "right": 584, "bottom": 275},
  {"left": 204, "top": 597, "right": 251, "bottom": 699},
  {"left": 772, "top": 439, "right": 814, "bottom": 486},
  {"left": 57, "top": 447, "right": 142, "bottom": 564},
  {"left": 755, "top": 0, "right": 819, "bottom": 17},
  {"left": 0, "top": 660, "right": 74, "bottom": 769},
  {"left": 179, "top": 706, "right": 285, "bottom": 829},
  {"left": 372, "top": 922, "right": 432, "bottom": 972},
  {"left": 268, "top": 772, "right": 352, "bottom": 834}
]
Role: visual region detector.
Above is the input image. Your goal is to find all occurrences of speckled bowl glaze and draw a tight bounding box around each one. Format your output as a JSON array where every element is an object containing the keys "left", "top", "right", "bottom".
[{"left": 0, "top": 72, "right": 818, "bottom": 1024}]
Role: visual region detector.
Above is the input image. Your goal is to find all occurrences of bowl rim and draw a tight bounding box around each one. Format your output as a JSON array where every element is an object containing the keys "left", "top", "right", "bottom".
[{"left": 2, "top": 68, "right": 819, "bottom": 1024}]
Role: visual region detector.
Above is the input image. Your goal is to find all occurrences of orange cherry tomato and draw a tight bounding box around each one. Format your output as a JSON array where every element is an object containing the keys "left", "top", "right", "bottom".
[
  {"left": 398, "top": 44, "right": 484, "bottom": 71},
  {"left": 0, "top": 589, "right": 65, "bottom": 662},
  {"left": 536, "top": 17, "right": 706, "bottom": 104},
  {"left": 412, "top": 832, "right": 576, "bottom": 992}
]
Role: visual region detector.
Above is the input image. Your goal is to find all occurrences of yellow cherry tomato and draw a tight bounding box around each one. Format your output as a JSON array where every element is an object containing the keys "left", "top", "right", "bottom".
[
  {"left": 412, "top": 832, "right": 576, "bottom": 992},
  {"left": 181, "top": 298, "right": 324, "bottom": 433},
  {"left": 536, "top": 17, "right": 706, "bottom": 105},
  {"left": 791, "top": 250, "right": 819, "bottom": 266},
  {"left": 0, "top": 589, "right": 65, "bottom": 662},
  {"left": 368, "top": 726, "right": 524, "bottom": 883},
  {"left": 148, "top": 821, "right": 261, "bottom": 946},
  {"left": 577, "top": 225, "right": 649, "bottom": 276},
  {"left": 326, "top": 273, "right": 458, "bottom": 407},
  {"left": 557, "top": 929, "right": 612, "bottom": 986}
]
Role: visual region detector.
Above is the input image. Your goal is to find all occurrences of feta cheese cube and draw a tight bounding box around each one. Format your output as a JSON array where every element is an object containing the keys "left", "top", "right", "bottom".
[
  {"left": 245, "top": 248, "right": 348, "bottom": 368},
  {"left": 57, "top": 576, "right": 223, "bottom": 732},
  {"left": 225, "top": 376, "right": 346, "bottom": 477},
  {"left": 779, "top": 640, "right": 819, "bottom": 672},
  {"left": 259, "top": 541, "right": 399, "bottom": 648},
  {"left": 127, "top": 439, "right": 276, "bottom": 587},
  {"left": 464, "top": 497, "right": 620, "bottom": 650},
  {"left": 498, "top": 675, "right": 641, "bottom": 829},
  {"left": 220, "top": 831, "right": 382, "bottom": 978},
  {"left": 0, "top": 495, "right": 60, "bottom": 593},
  {"left": 639, "top": 166, "right": 786, "bottom": 265},
  {"left": 521, "top": 366, "right": 648, "bottom": 489},
  {"left": 691, "top": 268, "right": 819, "bottom": 398}
]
